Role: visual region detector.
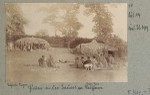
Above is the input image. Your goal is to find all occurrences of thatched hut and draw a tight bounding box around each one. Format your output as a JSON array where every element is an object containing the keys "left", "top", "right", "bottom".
[{"left": 75, "top": 40, "right": 118, "bottom": 57}]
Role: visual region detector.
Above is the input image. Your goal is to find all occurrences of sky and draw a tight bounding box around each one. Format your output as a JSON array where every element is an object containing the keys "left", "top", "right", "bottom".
[{"left": 19, "top": 3, "right": 127, "bottom": 41}]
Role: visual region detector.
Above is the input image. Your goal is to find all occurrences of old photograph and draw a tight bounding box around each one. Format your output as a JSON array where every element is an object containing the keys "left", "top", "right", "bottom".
[{"left": 6, "top": 3, "right": 127, "bottom": 82}]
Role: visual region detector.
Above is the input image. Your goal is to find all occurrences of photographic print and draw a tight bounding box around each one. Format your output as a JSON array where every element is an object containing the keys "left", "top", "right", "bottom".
[{"left": 5, "top": 3, "right": 127, "bottom": 82}]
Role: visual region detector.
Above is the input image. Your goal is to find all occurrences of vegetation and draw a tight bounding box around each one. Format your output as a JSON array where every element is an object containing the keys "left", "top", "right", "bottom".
[
  {"left": 5, "top": 3, "right": 27, "bottom": 42},
  {"left": 35, "top": 29, "right": 49, "bottom": 37},
  {"left": 84, "top": 4, "right": 113, "bottom": 42},
  {"left": 44, "top": 4, "right": 83, "bottom": 38},
  {"left": 6, "top": 3, "right": 127, "bottom": 57}
]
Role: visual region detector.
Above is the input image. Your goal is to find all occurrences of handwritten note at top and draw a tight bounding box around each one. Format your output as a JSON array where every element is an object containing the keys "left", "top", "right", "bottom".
[{"left": 128, "top": 3, "right": 149, "bottom": 32}]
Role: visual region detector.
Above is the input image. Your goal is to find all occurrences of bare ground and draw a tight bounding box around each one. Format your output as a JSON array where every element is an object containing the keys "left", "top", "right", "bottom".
[{"left": 6, "top": 48, "right": 127, "bottom": 83}]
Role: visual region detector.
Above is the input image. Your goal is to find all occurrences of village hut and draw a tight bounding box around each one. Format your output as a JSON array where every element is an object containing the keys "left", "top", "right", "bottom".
[
  {"left": 75, "top": 40, "right": 104, "bottom": 55},
  {"left": 75, "top": 40, "right": 117, "bottom": 57}
]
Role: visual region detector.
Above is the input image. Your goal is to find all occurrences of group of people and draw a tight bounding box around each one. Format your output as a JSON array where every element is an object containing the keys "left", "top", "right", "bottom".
[
  {"left": 74, "top": 52, "right": 118, "bottom": 71},
  {"left": 15, "top": 42, "right": 47, "bottom": 52},
  {"left": 38, "top": 54, "right": 57, "bottom": 68},
  {"left": 7, "top": 41, "right": 48, "bottom": 52},
  {"left": 74, "top": 56, "right": 98, "bottom": 70}
]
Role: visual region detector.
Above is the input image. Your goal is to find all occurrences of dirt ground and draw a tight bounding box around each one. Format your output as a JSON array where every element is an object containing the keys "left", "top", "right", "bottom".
[{"left": 6, "top": 48, "right": 127, "bottom": 83}]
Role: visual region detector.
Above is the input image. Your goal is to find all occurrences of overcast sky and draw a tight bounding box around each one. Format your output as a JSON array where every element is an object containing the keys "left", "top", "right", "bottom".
[{"left": 19, "top": 3, "right": 127, "bottom": 41}]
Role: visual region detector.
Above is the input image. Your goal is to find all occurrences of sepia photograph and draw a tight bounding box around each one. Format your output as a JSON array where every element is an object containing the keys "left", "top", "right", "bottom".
[{"left": 5, "top": 3, "right": 127, "bottom": 82}]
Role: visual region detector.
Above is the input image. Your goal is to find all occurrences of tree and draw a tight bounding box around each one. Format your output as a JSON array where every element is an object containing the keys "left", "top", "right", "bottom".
[
  {"left": 43, "top": 4, "right": 83, "bottom": 48},
  {"left": 59, "top": 4, "right": 83, "bottom": 38},
  {"left": 5, "top": 3, "right": 27, "bottom": 36},
  {"left": 44, "top": 3, "right": 83, "bottom": 38},
  {"left": 84, "top": 4, "right": 113, "bottom": 42},
  {"left": 5, "top": 3, "right": 27, "bottom": 43},
  {"left": 35, "top": 29, "right": 49, "bottom": 37}
]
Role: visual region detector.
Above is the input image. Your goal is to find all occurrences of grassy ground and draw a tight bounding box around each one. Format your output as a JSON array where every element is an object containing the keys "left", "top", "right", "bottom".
[{"left": 6, "top": 48, "right": 127, "bottom": 83}]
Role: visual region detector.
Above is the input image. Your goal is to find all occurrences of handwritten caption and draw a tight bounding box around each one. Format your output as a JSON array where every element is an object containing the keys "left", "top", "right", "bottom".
[
  {"left": 128, "top": 88, "right": 150, "bottom": 95},
  {"left": 7, "top": 83, "right": 103, "bottom": 93},
  {"left": 128, "top": 3, "right": 149, "bottom": 32}
]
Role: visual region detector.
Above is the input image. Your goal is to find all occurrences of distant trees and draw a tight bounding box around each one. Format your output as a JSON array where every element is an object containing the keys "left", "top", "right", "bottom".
[{"left": 35, "top": 29, "right": 49, "bottom": 37}]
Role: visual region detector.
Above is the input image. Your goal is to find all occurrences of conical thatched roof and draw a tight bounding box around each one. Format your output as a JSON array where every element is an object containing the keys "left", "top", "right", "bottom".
[
  {"left": 75, "top": 40, "right": 104, "bottom": 55},
  {"left": 75, "top": 40, "right": 117, "bottom": 55}
]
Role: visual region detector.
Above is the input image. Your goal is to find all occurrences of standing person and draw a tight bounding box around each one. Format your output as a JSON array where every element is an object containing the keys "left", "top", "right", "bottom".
[
  {"left": 76, "top": 56, "right": 83, "bottom": 68},
  {"left": 47, "top": 54, "right": 56, "bottom": 67},
  {"left": 43, "top": 56, "right": 47, "bottom": 68},
  {"left": 80, "top": 56, "right": 85, "bottom": 68},
  {"left": 23, "top": 42, "right": 26, "bottom": 51},
  {"left": 30, "top": 43, "right": 33, "bottom": 52},
  {"left": 91, "top": 56, "right": 98, "bottom": 70},
  {"left": 75, "top": 57, "right": 79, "bottom": 68},
  {"left": 97, "top": 52, "right": 103, "bottom": 68},
  {"left": 8, "top": 42, "right": 13, "bottom": 51},
  {"left": 108, "top": 54, "right": 115, "bottom": 69},
  {"left": 27, "top": 43, "right": 30, "bottom": 51},
  {"left": 101, "top": 54, "right": 108, "bottom": 68}
]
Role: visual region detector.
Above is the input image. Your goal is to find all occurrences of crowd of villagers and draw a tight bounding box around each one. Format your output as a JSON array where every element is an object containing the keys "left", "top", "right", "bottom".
[
  {"left": 74, "top": 48, "right": 119, "bottom": 71},
  {"left": 14, "top": 41, "right": 48, "bottom": 51},
  {"left": 7, "top": 38, "right": 49, "bottom": 52}
]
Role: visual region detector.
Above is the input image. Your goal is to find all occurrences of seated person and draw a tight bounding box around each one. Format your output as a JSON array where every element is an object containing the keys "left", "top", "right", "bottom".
[
  {"left": 38, "top": 55, "right": 44, "bottom": 67},
  {"left": 83, "top": 56, "right": 91, "bottom": 65},
  {"left": 83, "top": 56, "right": 93, "bottom": 70}
]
